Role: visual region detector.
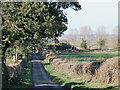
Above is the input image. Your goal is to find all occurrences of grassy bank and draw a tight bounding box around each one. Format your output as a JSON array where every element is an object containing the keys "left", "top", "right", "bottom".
[
  {"left": 6, "top": 59, "right": 22, "bottom": 65},
  {"left": 55, "top": 52, "right": 118, "bottom": 63},
  {"left": 10, "top": 55, "right": 32, "bottom": 88},
  {"left": 42, "top": 57, "right": 120, "bottom": 90},
  {"left": 6, "top": 59, "right": 14, "bottom": 65}
]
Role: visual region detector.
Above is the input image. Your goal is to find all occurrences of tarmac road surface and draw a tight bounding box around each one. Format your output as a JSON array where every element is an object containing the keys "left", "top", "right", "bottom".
[{"left": 31, "top": 53, "right": 64, "bottom": 90}]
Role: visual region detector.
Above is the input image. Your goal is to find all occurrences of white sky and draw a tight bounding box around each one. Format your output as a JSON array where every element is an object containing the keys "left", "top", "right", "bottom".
[{"left": 63, "top": 0, "right": 118, "bottom": 35}]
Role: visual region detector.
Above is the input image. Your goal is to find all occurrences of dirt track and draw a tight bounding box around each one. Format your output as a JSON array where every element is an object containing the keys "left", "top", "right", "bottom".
[{"left": 31, "top": 53, "right": 64, "bottom": 90}]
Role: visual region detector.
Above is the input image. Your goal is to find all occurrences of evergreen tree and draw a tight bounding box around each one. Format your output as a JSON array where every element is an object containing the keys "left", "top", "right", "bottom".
[
  {"left": 81, "top": 38, "right": 87, "bottom": 50},
  {"left": 97, "top": 38, "right": 105, "bottom": 50},
  {"left": 2, "top": 2, "right": 81, "bottom": 60}
]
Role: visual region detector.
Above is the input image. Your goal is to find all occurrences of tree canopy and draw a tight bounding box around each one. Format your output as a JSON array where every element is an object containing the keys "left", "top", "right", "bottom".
[{"left": 2, "top": 2, "right": 81, "bottom": 61}]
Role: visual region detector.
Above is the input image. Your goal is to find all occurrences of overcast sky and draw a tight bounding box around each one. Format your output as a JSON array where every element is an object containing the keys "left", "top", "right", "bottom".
[{"left": 63, "top": 0, "right": 118, "bottom": 35}]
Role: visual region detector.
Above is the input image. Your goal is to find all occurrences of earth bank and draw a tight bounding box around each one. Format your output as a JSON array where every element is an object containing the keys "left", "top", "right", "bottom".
[{"left": 42, "top": 50, "right": 119, "bottom": 85}]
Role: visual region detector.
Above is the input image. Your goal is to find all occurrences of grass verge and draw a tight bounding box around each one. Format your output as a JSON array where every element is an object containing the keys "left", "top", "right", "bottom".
[
  {"left": 42, "top": 57, "right": 120, "bottom": 90},
  {"left": 10, "top": 55, "right": 32, "bottom": 88}
]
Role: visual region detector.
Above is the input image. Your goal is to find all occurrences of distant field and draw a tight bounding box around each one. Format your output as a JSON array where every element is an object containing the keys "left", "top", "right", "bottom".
[{"left": 55, "top": 52, "right": 118, "bottom": 63}]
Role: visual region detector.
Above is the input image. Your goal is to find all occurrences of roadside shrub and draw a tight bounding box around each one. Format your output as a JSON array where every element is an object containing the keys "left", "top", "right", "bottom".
[
  {"left": 6, "top": 47, "right": 23, "bottom": 60},
  {"left": 6, "top": 47, "right": 14, "bottom": 58}
]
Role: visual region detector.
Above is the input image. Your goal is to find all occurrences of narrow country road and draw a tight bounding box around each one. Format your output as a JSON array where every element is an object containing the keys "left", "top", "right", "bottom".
[{"left": 31, "top": 53, "right": 64, "bottom": 90}]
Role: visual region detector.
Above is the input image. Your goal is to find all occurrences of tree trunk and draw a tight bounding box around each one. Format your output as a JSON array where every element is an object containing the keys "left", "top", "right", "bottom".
[
  {"left": 2, "top": 47, "right": 7, "bottom": 63},
  {"left": 13, "top": 48, "right": 18, "bottom": 63},
  {"left": 2, "top": 46, "right": 10, "bottom": 88}
]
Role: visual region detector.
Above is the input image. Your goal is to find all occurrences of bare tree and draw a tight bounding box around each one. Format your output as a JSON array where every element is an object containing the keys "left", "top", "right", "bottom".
[
  {"left": 96, "top": 26, "right": 107, "bottom": 39},
  {"left": 67, "top": 29, "right": 79, "bottom": 48},
  {"left": 109, "top": 26, "right": 118, "bottom": 49},
  {"left": 96, "top": 26, "right": 108, "bottom": 49},
  {"left": 79, "top": 26, "right": 93, "bottom": 49}
]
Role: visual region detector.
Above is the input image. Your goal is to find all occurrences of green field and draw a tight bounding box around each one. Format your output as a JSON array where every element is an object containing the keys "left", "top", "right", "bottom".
[{"left": 55, "top": 52, "right": 118, "bottom": 63}]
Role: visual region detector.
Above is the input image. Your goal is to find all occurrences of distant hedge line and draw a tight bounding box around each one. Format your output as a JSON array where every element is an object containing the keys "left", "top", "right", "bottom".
[{"left": 47, "top": 43, "right": 77, "bottom": 51}]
